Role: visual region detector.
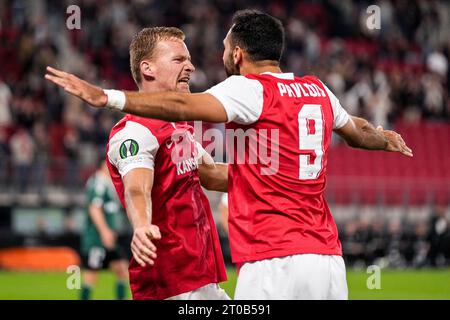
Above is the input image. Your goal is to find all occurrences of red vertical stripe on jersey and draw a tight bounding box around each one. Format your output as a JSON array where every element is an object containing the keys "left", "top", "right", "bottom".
[{"left": 307, "top": 118, "right": 316, "bottom": 135}]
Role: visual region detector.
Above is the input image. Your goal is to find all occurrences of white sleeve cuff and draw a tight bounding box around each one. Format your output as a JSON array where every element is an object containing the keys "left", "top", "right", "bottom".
[
  {"left": 205, "top": 76, "right": 264, "bottom": 125},
  {"left": 118, "top": 161, "right": 155, "bottom": 178}
]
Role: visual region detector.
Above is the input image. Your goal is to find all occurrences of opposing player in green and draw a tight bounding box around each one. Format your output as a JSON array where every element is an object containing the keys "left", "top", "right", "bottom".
[{"left": 80, "top": 157, "right": 129, "bottom": 300}]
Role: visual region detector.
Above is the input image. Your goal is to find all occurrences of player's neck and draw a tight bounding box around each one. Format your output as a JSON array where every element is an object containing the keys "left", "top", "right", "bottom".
[
  {"left": 240, "top": 60, "right": 282, "bottom": 76},
  {"left": 139, "top": 81, "right": 168, "bottom": 93}
]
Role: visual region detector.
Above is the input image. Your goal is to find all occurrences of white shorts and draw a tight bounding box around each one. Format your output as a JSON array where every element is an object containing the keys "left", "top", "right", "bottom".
[
  {"left": 234, "top": 254, "right": 348, "bottom": 300},
  {"left": 166, "top": 283, "right": 231, "bottom": 300}
]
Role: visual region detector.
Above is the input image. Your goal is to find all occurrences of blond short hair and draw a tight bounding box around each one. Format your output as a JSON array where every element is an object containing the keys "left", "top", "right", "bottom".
[{"left": 129, "top": 27, "right": 185, "bottom": 86}]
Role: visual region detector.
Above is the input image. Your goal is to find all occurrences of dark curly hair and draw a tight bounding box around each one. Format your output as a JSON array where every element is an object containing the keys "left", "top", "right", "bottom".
[{"left": 230, "top": 9, "right": 285, "bottom": 63}]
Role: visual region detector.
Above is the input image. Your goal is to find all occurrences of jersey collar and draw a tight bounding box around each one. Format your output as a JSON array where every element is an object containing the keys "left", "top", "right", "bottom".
[{"left": 260, "top": 72, "right": 294, "bottom": 80}]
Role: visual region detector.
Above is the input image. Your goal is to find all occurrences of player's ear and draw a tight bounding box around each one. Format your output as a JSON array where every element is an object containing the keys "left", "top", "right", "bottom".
[
  {"left": 140, "top": 60, "right": 154, "bottom": 79},
  {"left": 233, "top": 46, "right": 243, "bottom": 65}
]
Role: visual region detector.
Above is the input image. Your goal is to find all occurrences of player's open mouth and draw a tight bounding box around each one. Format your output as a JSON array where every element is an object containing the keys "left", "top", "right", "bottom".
[{"left": 178, "top": 77, "right": 190, "bottom": 84}]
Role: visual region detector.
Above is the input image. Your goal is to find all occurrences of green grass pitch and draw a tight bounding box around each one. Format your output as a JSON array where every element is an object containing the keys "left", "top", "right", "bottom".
[{"left": 0, "top": 268, "right": 449, "bottom": 299}]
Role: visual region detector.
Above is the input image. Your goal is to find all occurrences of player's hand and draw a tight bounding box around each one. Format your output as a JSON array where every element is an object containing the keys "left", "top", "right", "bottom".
[
  {"left": 377, "top": 126, "right": 413, "bottom": 157},
  {"left": 100, "top": 229, "right": 117, "bottom": 250},
  {"left": 44, "top": 66, "right": 107, "bottom": 108},
  {"left": 131, "top": 224, "right": 161, "bottom": 267}
]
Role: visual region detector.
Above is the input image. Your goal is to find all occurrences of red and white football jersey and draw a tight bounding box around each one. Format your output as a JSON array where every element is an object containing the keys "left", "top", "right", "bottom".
[
  {"left": 206, "top": 72, "right": 350, "bottom": 264},
  {"left": 106, "top": 115, "right": 227, "bottom": 300}
]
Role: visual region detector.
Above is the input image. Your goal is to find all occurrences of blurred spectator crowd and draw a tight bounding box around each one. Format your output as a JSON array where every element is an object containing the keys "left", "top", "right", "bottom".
[
  {"left": 339, "top": 205, "right": 450, "bottom": 268},
  {"left": 0, "top": 0, "right": 449, "bottom": 192}
]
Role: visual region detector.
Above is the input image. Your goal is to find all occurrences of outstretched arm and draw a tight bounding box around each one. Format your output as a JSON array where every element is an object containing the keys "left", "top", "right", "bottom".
[
  {"left": 334, "top": 116, "right": 413, "bottom": 157},
  {"left": 44, "top": 66, "right": 228, "bottom": 122}
]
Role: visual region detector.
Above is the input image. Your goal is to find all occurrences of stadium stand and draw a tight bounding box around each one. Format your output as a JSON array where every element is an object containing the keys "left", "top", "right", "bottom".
[
  {"left": 0, "top": 0, "right": 449, "bottom": 269},
  {"left": 327, "top": 122, "right": 450, "bottom": 206}
]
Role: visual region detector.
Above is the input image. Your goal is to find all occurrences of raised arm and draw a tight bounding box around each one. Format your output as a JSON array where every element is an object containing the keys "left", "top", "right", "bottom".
[
  {"left": 124, "top": 91, "right": 228, "bottom": 123},
  {"left": 44, "top": 66, "right": 228, "bottom": 123},
  {"left": 122, "top": 168, "right": 161, "bottom": 267},
  {"left": 334, "top": 116, "right": 413, "bottom": 157}
]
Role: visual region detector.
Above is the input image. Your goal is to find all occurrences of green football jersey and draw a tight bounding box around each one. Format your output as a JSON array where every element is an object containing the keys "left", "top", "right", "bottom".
[{"left": 81, "top": 172, "right": 122, "bottom": 254}]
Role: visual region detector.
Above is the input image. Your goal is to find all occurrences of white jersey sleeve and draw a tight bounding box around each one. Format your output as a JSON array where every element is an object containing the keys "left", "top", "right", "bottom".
[
  {"left": 321, "top": 82, "right": 350, "bottom": 129},
  {"left": 107, "top": 121, "right": 159, "bottom": 177},
  {"left": 205, "top": 75, "right": 264, "bottom": 125}
]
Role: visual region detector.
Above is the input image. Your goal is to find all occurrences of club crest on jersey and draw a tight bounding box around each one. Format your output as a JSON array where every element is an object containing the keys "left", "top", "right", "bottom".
[
  {"left": 165, "top": 140, "right": 174, "bottom": 149},
  {"left": 119, "top": 139, "right": 139, "bottom": 159},
  {"left": 165, "top": 130, "right": 196, "bottom": 150}
]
